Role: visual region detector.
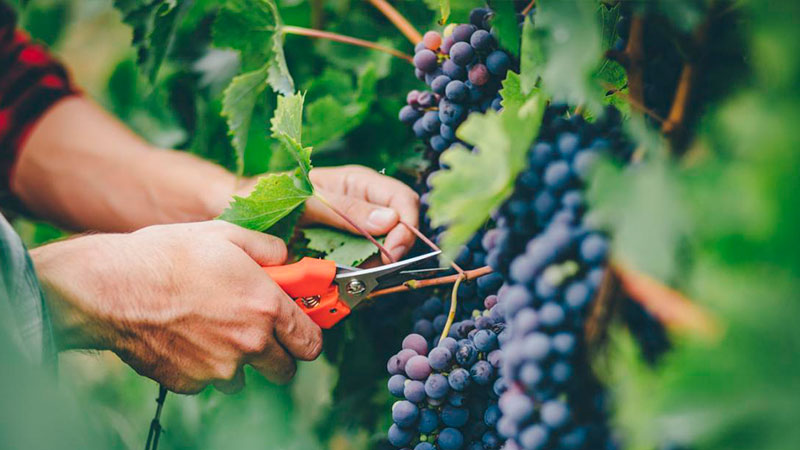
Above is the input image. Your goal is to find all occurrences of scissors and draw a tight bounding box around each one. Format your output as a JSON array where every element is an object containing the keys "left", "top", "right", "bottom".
[{"left": 262, "top": 251, "right": 443, "bottom": 328}]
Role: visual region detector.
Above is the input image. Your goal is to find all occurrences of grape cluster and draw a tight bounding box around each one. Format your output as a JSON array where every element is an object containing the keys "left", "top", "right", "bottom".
[
  {"left": 477, "top": 105, "right": 632, "bottom": 450},
  {"left": 399, "top": 7, "right": 512, "bottom": 162},
  {"left": 386, "top": 287, "right": 507, "bottom": 450}
]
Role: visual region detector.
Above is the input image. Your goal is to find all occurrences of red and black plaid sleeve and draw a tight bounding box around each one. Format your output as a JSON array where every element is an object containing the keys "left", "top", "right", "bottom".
[{"left": 1, "top": 2, "right": 77, "bottom": 194}]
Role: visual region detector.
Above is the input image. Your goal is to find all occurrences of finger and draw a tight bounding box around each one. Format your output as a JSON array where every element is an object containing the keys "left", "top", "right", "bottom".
[
  {"left": 216, "top": 221, "right": 288, "bottom": 267},
  {"left": 383, "top": 225, "right": 415, "bottom": 263},
  {"left": 213, "top": 366, "right": 246, "bottom": 394},
  {"left": 269, "top": 289, "right": 323, "bottom": 361},
  {"left": 304, "top": 190, "right": 399, "bottom": 236},
  {"left": 248, "top": 340, "right": 297, "bottom": 385}
]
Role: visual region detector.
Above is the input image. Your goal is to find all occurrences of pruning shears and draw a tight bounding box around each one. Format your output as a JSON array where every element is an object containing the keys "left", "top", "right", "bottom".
[{"left": 262, "top": 251, "right": 442, "bottom": 328}]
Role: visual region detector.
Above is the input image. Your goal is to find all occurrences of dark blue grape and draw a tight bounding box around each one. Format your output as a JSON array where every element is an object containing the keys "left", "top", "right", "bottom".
[
  {"left": 484, "top": 403, "right": 501, "bottom": 427},
  {"left": 414, "top": 443, "right": 435, "bottom": 450},
  {"left": 486, "top": 51, "right": 510, "bottom": 76},
  {"left": 518, "top": 424, "right": 548, "bottom": 450},
  {"left": 540, "top": 400, "right": 570, "bottom": 428},
  {"left": 414, "top": 49, "right": 438, "bottom": 73},
  {"left": 418, "top": 408, "right": 438, "bottom": 433},
  {"left": 469, "top": 8, "right": 491, "bottom": 28},
  {"left": 442, "top": 59, "right": 467, "bottom": 80},
  {"left": 449, "top": 41, "right": 475, "bottom": 66},
  {"left": 470, "top": 29, "right": 494, "bottom": 51},
  {"left": 392, "top": 400, "right": 419, "bottom": 427},
  {"left": 388, "top": 423, "right": 413, "bottom": 447},
  {"left": 428, "top": 347, "right": 453, "bottom": 371},
  {"left": 424, "top": 373, "right": 449, "bottom": 399},
  {"left": 473, "top": 329, "right": 498, "bottom": 352},
  {"left": 431, "top": 135, "right": 450, "bottom": 153},
  {"left": 439, "top": 100, "right": 466, "bottom": 125},
  {"left": 432, "top": 74, "right": 452, "bottom": 95},
  {"left": 470, "top": 360, "right": 494, "bottom": 385},
  {"left": 404, "top": 380, "right": 426, "bottom": 403},
  {"left": 445, "top": 80, "right": 469, "bottom": 102},
  {"left": 448, "top": 367, "right": 471, "bottom": 391},
  {"left": 452, "top": 24, "right": 476, "bottom": 43},
  {"left": 544, "top": 160, "right": 572, "bottom": 191},
  {"left": 441, "top": 405, "right": 469, "bottom": 427},
  {"left": 388, "top": 374, "right": 407, "bottom": 397},
  {"left": 499, "top": 391, "right": 534, "bottom": 424},
  {"left": 455, "top": 340, "right": 478, "bottom": 366},
  {"left": 399, "top": 105, "right": 421, "bottom": 123},
  {"left": 438, "top": 428, "right": 465, "bottom": 450},
  {"left": 557, "top": 132, "right": 580, "bottom": 159},
  {"left": 421, "top": 110, "right": 441, "bottom": 133},
  {"left": 580, "top": 233, "right": 608, "bottom": 265},
  {"left": 440, "top": 123, "right": 456, "bottom": 140}
]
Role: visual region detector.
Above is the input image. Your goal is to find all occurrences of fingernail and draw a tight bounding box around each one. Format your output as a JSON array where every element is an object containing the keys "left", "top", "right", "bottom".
[
  {"left": 391, "top": 245, "right": 407, "bottom": 260},
  {"left": 367, "top": 208, "right": 397, "bottom": 230}
]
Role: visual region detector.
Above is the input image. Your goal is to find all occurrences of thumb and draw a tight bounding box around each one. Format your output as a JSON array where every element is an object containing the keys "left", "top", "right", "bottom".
[
  {"left": 215, "top": 221, "right": 288, "bottom": 267},
  {"left": 305, "top": 191, "right": 399, "bottom": 236}
]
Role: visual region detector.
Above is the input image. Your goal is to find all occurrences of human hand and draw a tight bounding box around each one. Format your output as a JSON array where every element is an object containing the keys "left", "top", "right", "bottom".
[
  {"left": 238, "top": 165, "right": 420, "bottom": 264},
  {"left": 30, "top": 221, "right": 322, "bottom": 394}
]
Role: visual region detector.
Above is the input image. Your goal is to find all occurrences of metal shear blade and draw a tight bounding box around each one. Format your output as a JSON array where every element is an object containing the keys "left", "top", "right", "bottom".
[{"left": 333, "top": 251, "right": 442, "bottom": 307}]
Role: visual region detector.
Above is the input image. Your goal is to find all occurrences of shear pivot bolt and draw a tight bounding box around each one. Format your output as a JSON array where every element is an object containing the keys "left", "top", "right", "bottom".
[{"left": 346, "top": 280, "right": 366, "bottom": 295}]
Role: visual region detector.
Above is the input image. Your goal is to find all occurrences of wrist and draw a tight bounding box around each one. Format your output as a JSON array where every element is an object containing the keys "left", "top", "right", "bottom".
[{"left": 30, "top": 236, "right": 123, "bottom": 352}]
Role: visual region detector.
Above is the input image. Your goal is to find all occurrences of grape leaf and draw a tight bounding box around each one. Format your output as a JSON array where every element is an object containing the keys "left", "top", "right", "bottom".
[
  {"left": 428, "top": 74, "right": 547, "bottom": 256},
  {"left": 439, "top": 0, "right": 450, "bottom": 24},
  {"left": 219, "top": 92, "right": 313, "bottom": 233},
  {"left": 212, "top": 0, "right": 294, "bottom": 94},
  {"left": 217, "top": 174, "right": 311, "bottom": 231},
  {"left": 489, "top": 0, "right": 521, "bottom": 57},
  {"left": 221, "top": 64, "right": 270, "bottom": 176},
  {"left": 520, "top": 15, "right": 544, "bottom": 95},
  {"left": 302, "top": 227, "right": 382, "bottom": 267},
  {"left": 113, "top": 0, "right": 181, "bottom": 82}
]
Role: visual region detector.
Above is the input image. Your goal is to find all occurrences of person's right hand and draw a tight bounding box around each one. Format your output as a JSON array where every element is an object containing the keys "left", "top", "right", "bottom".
[{"left": 30, "top": 221, "right": 322, "bottom": 394}]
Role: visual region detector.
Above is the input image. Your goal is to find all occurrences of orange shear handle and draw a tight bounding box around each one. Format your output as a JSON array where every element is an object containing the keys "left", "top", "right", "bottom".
[{"left": 262, "top": 258, "right": 351, "bottom": 329}]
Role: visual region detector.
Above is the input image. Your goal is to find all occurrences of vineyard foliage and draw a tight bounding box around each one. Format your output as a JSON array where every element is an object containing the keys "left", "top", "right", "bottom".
[{"left": 3, "top": 0, "right": 800, "bottom": 449}]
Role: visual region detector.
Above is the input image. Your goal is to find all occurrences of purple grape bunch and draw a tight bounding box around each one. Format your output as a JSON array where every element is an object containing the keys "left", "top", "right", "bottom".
[
  {"left": 399, "top": 7, "right": 512, "bottom": 160},
  {"left": 477, "top": 106, "right": 635, "bottom": 450},
  {"left": 385, "top": 284, "right": 508, "bottom": 450}
]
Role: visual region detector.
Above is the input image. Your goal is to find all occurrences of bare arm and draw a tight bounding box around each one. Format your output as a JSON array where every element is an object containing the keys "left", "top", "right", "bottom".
[{"left": 11, "top": 96, "right": 238, "bottom": 232}]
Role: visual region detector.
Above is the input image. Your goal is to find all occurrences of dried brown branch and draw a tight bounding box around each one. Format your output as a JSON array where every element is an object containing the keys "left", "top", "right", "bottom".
[
  {"left": 600, "top": 82, "right": 666, "bottom": 123},
  {"left": 367, "top": 266, "right": 493, "bottom": 299},
  {"left": 283, "top": 26, "right": 414, "bottom": 63}
]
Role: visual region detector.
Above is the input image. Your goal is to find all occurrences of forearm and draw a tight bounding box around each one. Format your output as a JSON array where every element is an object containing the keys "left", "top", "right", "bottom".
[{"left": 11, "top": 97, "right": 237, "bottom": 232}]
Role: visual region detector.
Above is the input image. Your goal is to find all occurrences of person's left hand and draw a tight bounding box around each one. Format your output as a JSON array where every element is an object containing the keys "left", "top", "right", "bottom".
[{"left": 238, "top": 165, "right": 419, "bottom": 263}]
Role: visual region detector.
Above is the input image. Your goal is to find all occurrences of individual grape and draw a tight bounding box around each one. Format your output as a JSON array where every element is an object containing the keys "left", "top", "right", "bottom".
[
  {"left": 389, "top": 374, "right": 407, "bottom": 398},
  {"left": 484, "top": 403, "right": 501, "bottom": 427},
  {"left": 438, "top": 428, "right": 465, "bottom": 450},
  {"left": 415, "top": 443, "right": 435, "bottom": 450},
  {"left": 455, "top": 340, "right": 478, "bottom": 366},
  {"left": 521, "top": 333, "right": 550, "bottom": 361},
  {"left": 403, "top": 333, "right": 429, "bottom": 356},
  {"left": 405, "top": 355, "right": 432, "bottom": 380},
  {"left": 449, "top": 41, "right": 475, "bottom": 66},
  {"left": 543, "top": 160, "right": 572, "bottom": 191},
  {"left": 412, "top": 118, "right": 428, "bottom": 138},
  {"left": 552, "top": 332, "right": 576, "bottom": 356},
  {"left": 442, "top": 59, "right": 467, "bottom": 80},
  {"left": 399, "top": 105, "right": 421, "bottom": 123},
  {"left": 487, "top": 349, "right": 502, "bottom": 368},
  {"left": 414, "top": 319, "right": 435, "bottom": 339},
  {"left": 486, "top": 50, "right": 511, "bottom": 76},
  {"left": 424, "top": 373, "right": 449, "bottom": 399},
  {"left": 441, "top": 405, "right": 469, "bottom": 427},
  {"left": 404, "top": 380, "right": 426, "bottom": 403},
  {"left": 473, "top": 329, "right": 498, "bottom": 352},
  {"left": 470, "top": 360, "right": 494, "bottom": 385},
  {"left": 518, "top": 424, "right": 548, "bottom": 450},
  {"left": 469, "top": 8, "right": 491, "bottom": 28},
  {"left": 540, "top": 400, "right": 570, "bottom": 429},
  {"left": 550, "top": 361, "right": 572, "bottom": 384},
  {"left": 421, "top": 110, "right": 441, "bottom": 133},
  {"left": 432, "top": 74, "right": 452, "bottom": 95},
  {"left": 468, "top": 64, "right": 490, "bottom": 86},
  {"left": 414, "top": 49, "right": 438, "bottom": 73},
  {"left": 448, "top": 367, "right": 471, "bottom": 391},
  {"left": 445, "top": 80, "right": 468, "bottom": 102},
  {"left": 499, "top": 391, "right": 534, "bottom": 424},
  {"left": 417, "top": 91, "right": 435, "bottom": 108},
  {"left": 580, "top": 233, "right": 608, "bottom": 265},
  {"left": 423, "top": 30, "right": 442, "bottom": 50},
  {"left": 428, "top": 346, "right": 453, "bottom": 370},
  {"left": 441, "top": 34, "right": 454, "bottom": 54},
  {"left": 565, "top": 281, "right": 591, "bottom": 310},
  {"left": 418, "top": 408, "right": 439, "bottom": 433},
  {"left": 470, "top": 29, "right": 494, "bottom": 51},
  {"left": 518, "top": 363, "right": 543, "bottom": 390},
  {"left": 388, "top": 423, "right": 413, "bottom": 447},
  {"left": 392, "top": 400, "right": 419, "bottom": 427},
  {"left": 439, "top": 100, "right": 466, "bottom": 125},
  {"left": 452, "top": 24, "right": 476, "bottom": 43},
  {"left": 538, "top": 302, "right": 565, "bottom": 328},
  {"left": 557, "top": 132, "right": 580, "bottom": 159}
]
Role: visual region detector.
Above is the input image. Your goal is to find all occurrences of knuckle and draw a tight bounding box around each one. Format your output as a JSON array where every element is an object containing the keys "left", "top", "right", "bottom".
[
  {"left": 276, "top": 361, "right": 297, "bottom": 384},
  {"left": 301, "top": 328, "right": 324, "bottom": 361},
  {"left": 213, "top": 363, "right": 239, "bottom": 382},
  {"left": 239, "top": 330, "right": 269, "bottom": 355}
]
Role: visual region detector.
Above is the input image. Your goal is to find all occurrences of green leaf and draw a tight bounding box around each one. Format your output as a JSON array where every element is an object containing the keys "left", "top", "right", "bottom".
[
  {"left": 270, "top": 92, "right": 312, "bottom": 186},
  {"left": 428, "top": 74, "right": 547, "bottom": 256},
  {"left": 219, "top": 92, "right": 313, "bottom": 235},
  {"left": 489, "top": 0, "right": 521, "bottom": 57},
  {"left": 113, "top": 0, "right": 181, "bottom": 82},
  {"left": 221, "top": 65, "right": 270, "bottom": 176},
  {"left": 302, "top": 227, "right": 382, "bottom": 266},
  {"left": 218, "top": 174, "right": 312, "bottom": 232},
  {"left": 212, "top": 0, "right": 294, "bottom": 94},
  {"left": 520, "top": 15, "right": 544, "bottom": 95}
]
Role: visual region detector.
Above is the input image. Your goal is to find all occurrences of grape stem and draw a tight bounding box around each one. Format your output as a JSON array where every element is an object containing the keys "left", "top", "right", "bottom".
[
  {"left": 366, "top": 265, "right": 493, "bottom": 299},
  {"left": 440, "top": 275, "right": 464, "bottom": 341},
  {"left": 399, "top": 219, "right": 465, "bottom": 276},
  {"left": 600, "top": 82, "right": 665, "bottom": 123},
  {"left": 282, "top": 26, "right": 414, "bottom": 63},
  {"left": 521, "top": 0, "right": 537, "bottom": 16},
  {"left": 365, "top": 0, "right": 423, "bottom": 45},
  {"left": 313, "top": 192, "right": 397, "bottom": 263}
]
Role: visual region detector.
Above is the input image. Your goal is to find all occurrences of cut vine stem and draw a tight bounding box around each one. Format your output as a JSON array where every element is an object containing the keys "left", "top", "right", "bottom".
[
  {"left": 282, "top": 26, "right": 414, "bottom": 63},
  {"left": 367, "top": 265, "right": 492, "bottom": 298},
  {"left": 521, "top": 0, "right": 537, "bottom": 16},
  {"left": 440, "top": 275, "right": 464, "bottom": 341},
  {"left": 313, "top": 192, "right": 397, "bottom": 263},
  {"left": 399, "top": 219, "right": 465, "bottom": 276},
  {"left": 365, "top": 0, "right": 422, "bottom": 44}
]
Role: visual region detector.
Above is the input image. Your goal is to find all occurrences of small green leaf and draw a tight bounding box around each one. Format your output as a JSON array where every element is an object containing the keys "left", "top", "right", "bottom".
[
  {"left": 271, "top": 92, "right": 312, "bottom": 186},
  {"left": 428, "top": 75, "right": 547, "bottom": 256},
  {"left": 303, "top": 227, "right": 383, "bottom": 266},
  {"left": 218, "top": 174, "right": 312, "bottom": 232},
  {"left": 113, "top": 0, "right": 181, "bottom": 82},
  {"left": 489, "top": 0, "right": 521, "bottom": 57},
  {"left": 520, "top": 15, "right": 544, "bottom": 95},
  {"left": 221, "top": 64, "right": 270, "bottom": 176}
]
